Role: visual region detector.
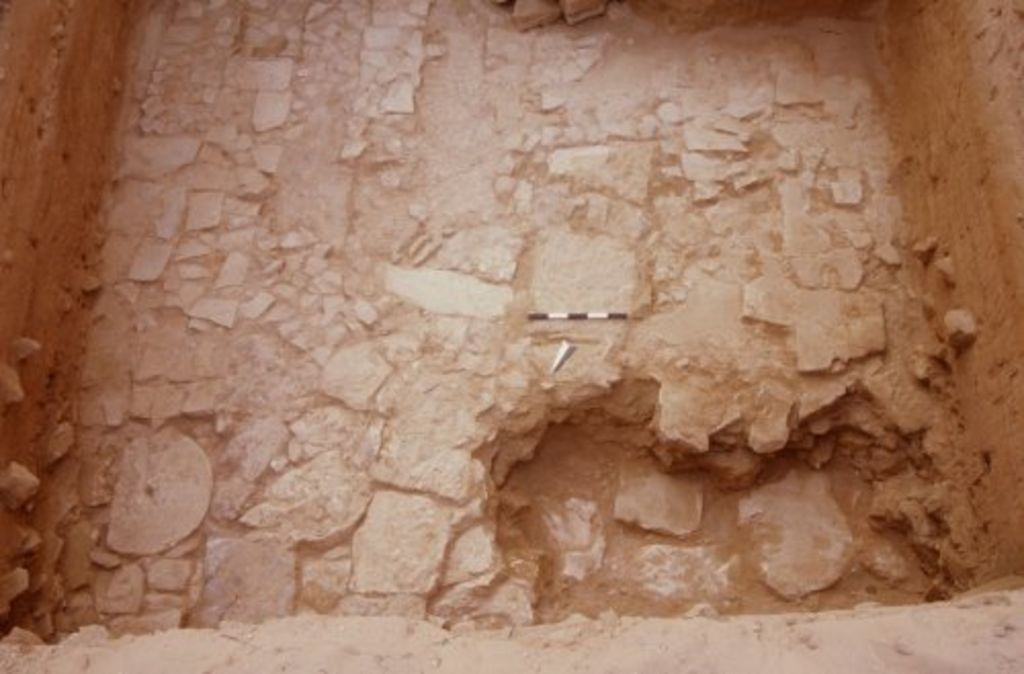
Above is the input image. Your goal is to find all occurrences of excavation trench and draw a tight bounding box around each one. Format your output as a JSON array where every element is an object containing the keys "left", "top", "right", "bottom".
[
  {"left": 1, "top": 0, "right": 1023, "bottom": 648},
  {"left": 478, "top": 377, "right": 929, "bottom": 625}
]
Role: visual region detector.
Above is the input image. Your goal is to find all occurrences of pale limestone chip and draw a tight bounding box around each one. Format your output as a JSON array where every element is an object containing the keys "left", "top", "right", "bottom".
[
  {"left": 239, "top": 291, "right": 276, "bottom": 320},
  {"left": 0, "top": 462, "right": 39, "bottom": 509},
  {"left": 128, "top": 240, "right": 174, "bottom": 282},
  {"left": 187, "top": 297, "right": 239, "bottom": 329},
  {"left": 214, "top": 251, "right": 249, "bottom": 288}
]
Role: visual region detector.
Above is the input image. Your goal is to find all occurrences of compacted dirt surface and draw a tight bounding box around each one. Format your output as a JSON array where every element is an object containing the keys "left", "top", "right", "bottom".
[
  {"left": 1, "top": 0, "right": 1024, "bottom": 668},
  {"left": 30, "top": 0, "right": 971, "bottom": 635}
]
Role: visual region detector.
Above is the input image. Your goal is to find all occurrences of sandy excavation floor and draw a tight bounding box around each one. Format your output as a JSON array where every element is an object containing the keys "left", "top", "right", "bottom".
[{"left": 24, "top": 0, "right": 988, "bottom": 637}]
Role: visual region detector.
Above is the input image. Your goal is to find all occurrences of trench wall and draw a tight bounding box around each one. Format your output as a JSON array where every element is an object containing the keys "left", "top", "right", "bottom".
[
  {"left": 882, "top": 0, "right": 1024, "bottom": 578},
  {"left": 0, "top": 0, "right": 141, "bottom": 619}
]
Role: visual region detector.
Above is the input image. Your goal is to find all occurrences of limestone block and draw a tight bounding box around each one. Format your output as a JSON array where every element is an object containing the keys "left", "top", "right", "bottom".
[
  {"left": 614, "top": 469, "right": 703, "bottom": 538},
  {"left": 351, "top": 492, "right": 451, "bottom": 594},
  {"left": 194, "top": 538, "right": 296, "bottom": 627},
  {"left": 738, "top": 470, "right": 853, "bottom": 599}
]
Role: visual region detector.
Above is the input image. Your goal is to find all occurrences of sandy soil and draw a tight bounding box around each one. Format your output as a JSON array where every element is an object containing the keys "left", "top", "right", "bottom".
[{"left": 2, "top": 589, "right": 1023, "bottom": 673}]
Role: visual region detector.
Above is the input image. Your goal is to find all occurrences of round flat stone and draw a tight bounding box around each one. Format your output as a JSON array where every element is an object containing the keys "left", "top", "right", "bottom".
[{"left": 107, "top": 429, "right": 213, "bottom": 555}]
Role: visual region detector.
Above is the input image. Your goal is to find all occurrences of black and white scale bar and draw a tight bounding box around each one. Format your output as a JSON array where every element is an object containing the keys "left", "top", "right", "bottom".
[{"left": 528, "top": 312, "right": 629, "bottom": 321}]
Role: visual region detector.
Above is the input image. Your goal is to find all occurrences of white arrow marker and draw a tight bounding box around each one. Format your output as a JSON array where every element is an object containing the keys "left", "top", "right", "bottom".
[{"left": 550, "top": 340, "right": 577, "bottom": 375}]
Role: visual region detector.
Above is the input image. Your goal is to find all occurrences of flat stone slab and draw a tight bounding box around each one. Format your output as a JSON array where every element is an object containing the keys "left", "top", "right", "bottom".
[
  {"left": 531, "top": 230, "right": 636, "bottom": 313},
  {"left": 738, "top": 470, "right": 854, "bottom": 599},
  {"left": 240, "top": 450, "right": 372, "bottom": 544},
  {"left": 614, "top": 469, "right": 703, "bottom": 538},
  {"left": 107, "top": 429, "right": 212, "bottom": 556},
  {"left": 385, "top": 265, "right": 513, "bottom": 319},
  {"left": 351, "top": 491, "right": 451, "bottom": 595},
  {"left": 194, "top": 538, "right": 296, "bottom": 627}
]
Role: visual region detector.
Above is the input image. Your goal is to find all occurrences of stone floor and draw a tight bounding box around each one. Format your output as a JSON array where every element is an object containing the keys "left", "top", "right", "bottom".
[{"left": 39, "top": 0, "right": 965, "bottom": 636}]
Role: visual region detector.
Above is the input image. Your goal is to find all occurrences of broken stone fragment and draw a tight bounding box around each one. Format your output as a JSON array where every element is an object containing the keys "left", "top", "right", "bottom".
[
  {"left": 45, "top": 422, "right": 75, "bottom": 466},
  {"left": 146, "top": 558, "right": 193, "bottom": 592},
  {"left": 514, "top": 0, "right": 562, "bottom": 31},
  {"left": 738, "top": 470, "right": 853, "bottom": 599},
  {"left": 109, "top": 610, "right": 183, "bottom": 636},
  {"left": 234, "top": 58, "right": 294, "bottom": 91},
  {"left": 185, "top": 191, "right": 224, "bottom": 231},
  {"left": 540, "top": 497, "right": 606, "bottom": 581},
  {"left": 547, "top": 144, "right": 655, "bottom": 202},
  {"left": 683, "top": 121, "right": 749, "bottom": 154},
  {"left": 252, "top": 91, "right": 292, "bottom": 132},
  {"left": 432, "top": 226, "right": 523, "bottom": 284},
  {"left": 337, "top": 594, "right": 427, "bottom": 620},
  {"left": 561, "top": 0, "right": 608, "bottom": 24},
  {"left": 300, "top": 555, "right": 352, "bottom": 614},
  {"left": 531, "top": 229, "right": 636, "bottom": 314},
  {"left": 614, "top": 468, "right": 703, "bottom": 538},
  {"left": 351, "top": 491, "right": 451, "bottom": 594},
  {"left": 187, "top": 297, "right": 239, "bottom": 328},
  {"left": 694, "top": 448, "right": 765, "bottom": 489},
  {"left": 0, "top": 568, "right": 29, "bottom": 617},
  {"left": 60, "top": 520, "right": 96, "bottom": 591},
  {"left": 120, "top": 136, "right": 200, "bottom": 179},
  {"left": 1, "top": 627, "right": 43, "bottom": 646},
  {"left": 194, "top": 538, "right": 296, "bottom": 627},
  {"left": 94, "top": 564, "right": 144, "bottom": 615},
  {"left": 943, "top": 309, "right": 977, "bottom": 351},
  {"left": 0, "top": 363, "right": 25, "bottom": 405},
  {"left": 380, "top": 79, "right": 416, "bottom": 114},
  {"left": 0, "top": 461, "right": 40, "bottom": 510},
  {"left": 239, "top": 450, "right": 372, "bottom": 544},
  {"left": 11, "top": 337, "right": 41, "bottom": 361},
  {"left": 224, "top": 417, "right": 289, "bottom": 482},
  {"left": 214, "top": 251, "right": 250, "bottom": 288},
  {"left": 830, "top": 168, "right": 863, "bottom": 206},
  {"left": 128, "top": 239, "right": 174, "bottom": 282},
  {"left": 912, "top": 236, "right": 939, "bottom": 264},
  {"left": 106, "top": 429, "right": 213, "bottom": 556},
  {"left": 794, "top": 292, "right": 887, "bottom": 372},
  {"left": 321, "top": 341, "right": 393, "bottom": 410},
  {"left": 655, "top": 377, "right": 737, "bottom": 453},
  {"left": 747, "top": 384, "right": 794, "bottom": 454},
  {"left": 443, "top": 525, "right": 499, "bottom": 586},
  {"left": 934, "top": 255, "right": 956, "bottom": 285},
  {"left": 860, "top": 537, "right": 912, "bottom": 583}
]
